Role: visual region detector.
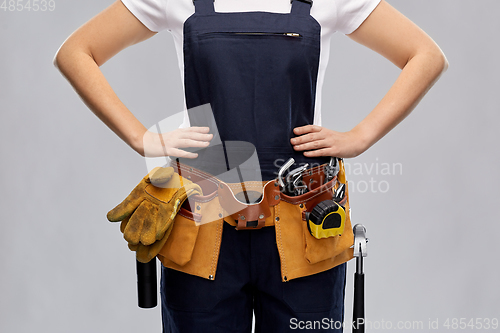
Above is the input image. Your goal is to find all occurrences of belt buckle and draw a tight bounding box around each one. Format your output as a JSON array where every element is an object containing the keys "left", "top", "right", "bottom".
[
  {"left": 221, "top": 180, "right": 278, "bottom": 230},
  {"left": 235, "top": 217, "right": 266, "bottom": 230}
]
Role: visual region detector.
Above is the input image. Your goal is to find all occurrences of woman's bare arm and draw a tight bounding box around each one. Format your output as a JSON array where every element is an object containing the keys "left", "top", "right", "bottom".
[
  {"left": 54, "top": 0, "right": 212, "bottom": 157},
  {"left": 291, "top": 0, "right": 448, "bottom": 158}
]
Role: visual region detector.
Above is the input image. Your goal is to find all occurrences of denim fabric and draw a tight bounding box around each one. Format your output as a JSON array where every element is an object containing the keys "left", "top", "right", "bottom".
[{"left": 160, "top": 222, "right": 346, "bottom": 332}]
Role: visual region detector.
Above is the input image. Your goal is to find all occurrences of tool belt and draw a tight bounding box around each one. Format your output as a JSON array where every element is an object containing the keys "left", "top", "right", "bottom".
[{"left": 156, "top": 159, "right": 354, "bottom": 282}]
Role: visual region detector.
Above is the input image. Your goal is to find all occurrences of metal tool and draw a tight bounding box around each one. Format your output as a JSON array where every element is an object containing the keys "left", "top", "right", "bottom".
[
  {"left": 277, "top": 158, "right": 309, "bottom": 196},
  {"left": 286, "top": 163, "right": 309, "bottom": 195},
  {"left": 292, "top": 176, "right": 308, "bottom": 196},
  {"left": 278, "top": 158, "right": 295, "bottom": 189},
  {"left": 334, "top": 183, "right": 346, "bottom": 203},
  {"left": 324, "top": 157, "right": 340, "bottom": 184},
  {"left": 353, "top": 224, "right": 368, "bottom": 333}
]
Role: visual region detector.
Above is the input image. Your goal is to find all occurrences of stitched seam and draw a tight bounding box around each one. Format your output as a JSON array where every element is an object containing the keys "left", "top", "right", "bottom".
[
  {"left": 144, "top": 185, "right": 205, "bottom": 206},
  {"left": 275, "top": 203, "right": 288, "bottom": 279},
  {"left": 227, "top": 184, "right": 265, "bottom": 189},
  {"left": 193, "top": 192, "right": 218, "bottom": 203},
  {"left": 176, "top": 164, "right": 219, "bottom": 185},
  {"left": 219, "top": 181, "right": 275, "bottom": 207},
  {"left": 178, "top": 210, "right": 201, "bottom": 221},
  {"left": 176, "top": 162, "right": 277, "bottom": 191},
  {"left": 226, "top": 181, "right": 269, "bottom": 187},
  {"left": 210, "top": 217, "right": 222, "bottom": 277},
  {"left": 178, "top": 211, "right": 191, "bottom": 219}
]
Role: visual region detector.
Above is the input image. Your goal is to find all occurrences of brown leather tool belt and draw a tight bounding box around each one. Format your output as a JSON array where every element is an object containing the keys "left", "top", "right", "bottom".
[
  {"left": 157, "top": 159, "right": 354, "bottom": 282},
  {"left": 173, "top": 160, "right": 339, "bottom": 228}
]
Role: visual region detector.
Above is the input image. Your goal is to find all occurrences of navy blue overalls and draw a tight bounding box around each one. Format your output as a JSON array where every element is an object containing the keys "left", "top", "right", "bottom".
[{"left": 161, "top": 0, "right": 346, "bottom": 331}]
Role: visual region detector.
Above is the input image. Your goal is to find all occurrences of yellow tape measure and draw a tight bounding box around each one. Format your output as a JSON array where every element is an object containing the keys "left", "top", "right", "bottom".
[{"left": 307, "top": 200, "right": 346, "bottom": 239}]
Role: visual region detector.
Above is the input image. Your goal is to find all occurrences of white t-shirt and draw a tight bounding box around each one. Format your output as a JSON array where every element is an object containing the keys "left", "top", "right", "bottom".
[{"left": 121, "top": 0, "right": 381, "bottom": 126}]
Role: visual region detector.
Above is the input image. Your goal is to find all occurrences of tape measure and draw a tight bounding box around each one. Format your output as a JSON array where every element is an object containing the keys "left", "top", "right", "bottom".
[{"left": 306, "top": 200, "right": 346, "bottom": 239}]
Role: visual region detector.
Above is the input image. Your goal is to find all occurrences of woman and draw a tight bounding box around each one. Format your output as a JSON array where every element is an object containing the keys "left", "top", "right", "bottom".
[{"left": 54, "top": 0, "right": 447, "bottom": 331}]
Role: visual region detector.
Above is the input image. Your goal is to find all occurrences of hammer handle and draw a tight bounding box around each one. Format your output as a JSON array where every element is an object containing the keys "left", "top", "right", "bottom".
[
  {"left": 136, "top": 259, "right": 158, "bottom": 308},
  {"left": 353, "top": 272, "right": 365, "bottom": 333}
]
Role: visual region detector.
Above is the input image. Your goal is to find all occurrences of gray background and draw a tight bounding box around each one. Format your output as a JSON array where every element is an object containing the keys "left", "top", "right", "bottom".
[{"left": 1, "top": 0, "right": 499, "bottom": 332}]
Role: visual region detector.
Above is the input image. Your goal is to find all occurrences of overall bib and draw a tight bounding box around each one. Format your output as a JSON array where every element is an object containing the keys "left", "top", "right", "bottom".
[
  {"left": 179, "top": 0, "right": 329, "bottom": 180},
  {"left": 160, "top": 1, "right": 347, "bottom": 331}
]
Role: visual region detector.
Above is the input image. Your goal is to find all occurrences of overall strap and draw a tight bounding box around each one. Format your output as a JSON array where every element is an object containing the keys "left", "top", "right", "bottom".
[
  {"left": 193, "top": 0, "right": 215, "bottom": 14},
  {"left": 193, "top": 0, "right": 312, "bottom": 16},
  {"left": 290, "top": 0, "right": 313, "bottom": 16}
]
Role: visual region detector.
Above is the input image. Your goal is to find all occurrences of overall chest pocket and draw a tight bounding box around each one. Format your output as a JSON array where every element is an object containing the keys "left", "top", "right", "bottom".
[{"left": 185, "top": 29, "right": 320, "bottom": 148}]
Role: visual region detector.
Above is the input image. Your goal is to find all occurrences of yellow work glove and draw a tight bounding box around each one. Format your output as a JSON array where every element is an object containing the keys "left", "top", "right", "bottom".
[{"left": 107, "top": 166, "right": 202, "bottom": 263}]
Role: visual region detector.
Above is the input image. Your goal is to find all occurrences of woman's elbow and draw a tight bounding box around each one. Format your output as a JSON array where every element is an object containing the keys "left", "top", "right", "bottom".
[
  {"left": 429, "top": 44, "right": 449, "bottom": 77},
  {"left": 53, "top": 44, "right": 64, "bottom": 70},
  {"left": 415, "top": 45, "right": 449, "bottom": 82},
  {"left": 53, "top": 41, "right": 72, "bottom": 73},
  {"left": 435, "top": 49, "right": 449, "bottom": 74},
  {"left": 53, "top": 40, "right": 89, "bottom": 77}
]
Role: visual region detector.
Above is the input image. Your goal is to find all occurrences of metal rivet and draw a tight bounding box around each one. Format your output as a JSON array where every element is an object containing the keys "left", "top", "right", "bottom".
[
  {"left": 259, "top": 214, "right": 264, "bottom": 219},
  {"left": 220, "top": 184, "right": 223, "bottom": 189},
  {"left": 187, "top": 175, "right": 191, "bottom": 179},
  {"left": 209, "top": 275, "right": 214, "bottom": 280},
  {"left": 196, "top": 205, "right": 201, "bottom": 210},
  {"left": 240, "top": 215, "right": 246, "bottom": 220},
  {"left": 309, "top": 178, "right": 313, "bottom": 183},
  {"left": 189, "top": 168, "right": 193, "bottom": 172},
  {"left": 299, "top": 204, "right": 304, "bottom": 208},
  {"left": 275, "top": 217, "right": 280, "bottom": 222},
  {"left": 274, "top": 182, "right": 279, "bottom": 187},
  {"left": 218, "top": 213, "right": 223, "bottom": 218},
  {"left": 274, "top": 195, "right": 280, "bottom": 200}
]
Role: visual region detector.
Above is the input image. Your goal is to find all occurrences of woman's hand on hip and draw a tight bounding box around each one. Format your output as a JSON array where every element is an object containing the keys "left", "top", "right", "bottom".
[
  {"left": 141, "top": 127, "right": 213, "bottom": 158},
  {"left": 291, "top": 125, "right": 368, "bottom": 159}
]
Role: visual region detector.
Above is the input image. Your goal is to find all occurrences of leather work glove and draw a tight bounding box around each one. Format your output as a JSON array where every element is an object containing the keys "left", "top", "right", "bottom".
[{"left": 107, "top": 166, "right": 202, "bottom": 263}]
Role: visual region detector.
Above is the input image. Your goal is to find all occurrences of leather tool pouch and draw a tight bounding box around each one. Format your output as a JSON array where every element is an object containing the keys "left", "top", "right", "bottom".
[
  {"left": 157, "top": 200, "right": 225, "bottom": 280},
  {"left": 157, "top": 169, "right": 225, "bottom": 281},
  {"left": 157, "top": 160, "right": 354, "bottom": 282},
  {"left": 274, "top": 161, "right": 354, "bottom": 282}
]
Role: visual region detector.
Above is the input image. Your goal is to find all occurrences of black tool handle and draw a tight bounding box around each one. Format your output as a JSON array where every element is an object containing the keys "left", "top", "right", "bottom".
[
  {"left": 353, "top": 272, "right": 365, "bottom": 333},
  {"left": 136, "top": 259, "right": 157, "bottom": 308}
]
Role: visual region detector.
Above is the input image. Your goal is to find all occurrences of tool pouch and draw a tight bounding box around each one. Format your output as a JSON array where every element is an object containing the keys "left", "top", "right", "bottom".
[
  {"left": 274, "top": 161, "right": 354, "bottom": 281},
  {"left": 157, "top": 202, "right": 225, "bottom": 280},
  {"left": 156, "top": 165, "right": 226, "bottom": 280},
  {"left": 159, "top": 211, "right": 200, "bottom": 266}
]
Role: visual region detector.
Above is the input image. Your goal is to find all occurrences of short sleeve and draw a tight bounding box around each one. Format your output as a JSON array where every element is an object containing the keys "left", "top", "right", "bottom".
[
  {"left": 333, "top": 0, "right": 381, "bottom": 35},
  {"left": 121, "top": 0, "right": 169, "bottom": 32}
]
